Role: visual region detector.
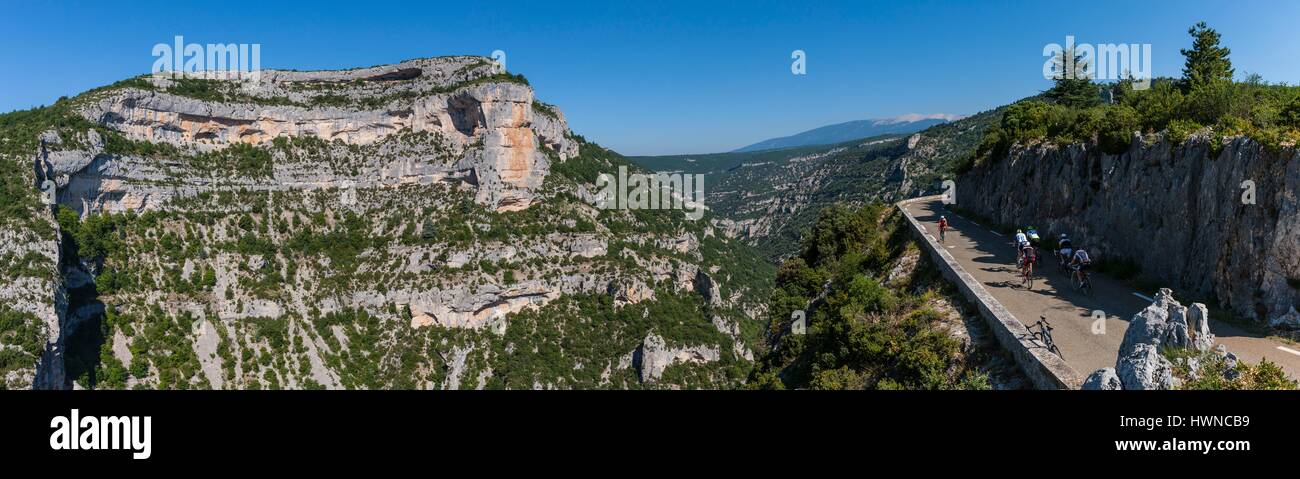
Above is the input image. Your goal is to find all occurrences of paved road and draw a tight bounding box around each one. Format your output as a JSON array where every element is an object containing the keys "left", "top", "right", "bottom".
[{"left": 904, "top": 198, "right": 1300, "bottom": 379}]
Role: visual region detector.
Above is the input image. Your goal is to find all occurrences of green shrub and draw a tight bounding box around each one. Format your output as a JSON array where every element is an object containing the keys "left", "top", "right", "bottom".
[
  {"left": 1093, "top": 105, "right": 1140, "bottom": 154},
  {"left": 1127, "top": 80, "right": 1185, "bottom": 132},
  {"left": 983, "top": 23, "right": 1298, "bottom": 158},
  {"left": 1280, "top": 97, "right": 1300, "bottom": 128},
  {"left": 750, "top": 206, "right": 995, "bottom": 390},
  {"left": 1165, "top": 119, "right": 1204, "bottom": 144},
  {"left": 1168, "top": 348, "right": 1297, "bottom": 390}
]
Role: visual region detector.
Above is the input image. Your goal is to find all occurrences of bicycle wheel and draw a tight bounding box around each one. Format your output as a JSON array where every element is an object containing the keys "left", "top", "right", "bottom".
[{"left": 1083, "top": 275, "right": 1093, "bottom": 296}]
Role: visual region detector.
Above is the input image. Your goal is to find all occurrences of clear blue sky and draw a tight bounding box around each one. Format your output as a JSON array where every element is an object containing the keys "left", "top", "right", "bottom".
[{"left": 3, "top": 0, "right": 1298, "bottom": 155}]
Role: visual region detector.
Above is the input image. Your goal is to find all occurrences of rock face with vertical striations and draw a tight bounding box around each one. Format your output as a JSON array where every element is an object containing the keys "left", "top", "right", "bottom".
[{"left": 957, "top": 132, "right": 1300, "bottom": 329}]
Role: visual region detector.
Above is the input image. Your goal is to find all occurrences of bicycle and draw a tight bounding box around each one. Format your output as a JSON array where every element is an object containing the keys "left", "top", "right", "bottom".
[
  {"left": 1016, "top": 246, "right": 1036, "bottom": 289},
  {"left": 1028, "top": 316, "right": 1062, "bottom": 358},
  {"left": 1072, "top": 265, "right": 1094, "bottom": 296},
  {"left": 1020, "top": 259, "right": 1034, "bottom": 289},
  {"left": 1056, "top": 251, "right": 1071, "bottom": 276}
]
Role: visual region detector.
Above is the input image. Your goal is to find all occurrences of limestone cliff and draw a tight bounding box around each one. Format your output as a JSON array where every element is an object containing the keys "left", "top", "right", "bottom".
[
  {"left": 66, "top": 56, "right": 576, "bottom": 213},
  {"left": 1, "top": 56, "right": 772, "bottom": 390},
  {"left": 957, "top": 132, "right": 1300, "bottom": 328}
]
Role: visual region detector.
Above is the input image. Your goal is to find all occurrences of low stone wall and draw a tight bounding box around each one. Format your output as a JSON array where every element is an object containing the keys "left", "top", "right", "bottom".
[{"left": 897, "top": 196, "right": 1084, "bottom": 390}]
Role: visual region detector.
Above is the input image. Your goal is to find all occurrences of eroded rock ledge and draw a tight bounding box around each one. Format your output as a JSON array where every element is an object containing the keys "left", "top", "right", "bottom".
[{"left": 66, "top": 57, "right": 578, "bottom": 213}]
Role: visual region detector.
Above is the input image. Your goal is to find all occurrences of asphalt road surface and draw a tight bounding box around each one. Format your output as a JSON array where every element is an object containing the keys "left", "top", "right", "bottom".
[{"left": 904, "top": 198, "right": 1300, "bottom": 380}]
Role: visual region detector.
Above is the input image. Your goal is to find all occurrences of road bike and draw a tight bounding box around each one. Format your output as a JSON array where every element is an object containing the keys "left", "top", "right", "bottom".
[
  {"left": 1072, "top": 266, "right": 1094, "bottom": 296},
  {"left": 1028, "top": 316, "right": 1062, "bottom": 358},
  {"left": 1056, "top": 251, "right": 1071, "bottom": 275},
  {"left": 1020, "top": 260, "right": 1034, "bottom": 289},
  {"left": 1017, "top": 246, "right": 1037, "bottom": 289}
]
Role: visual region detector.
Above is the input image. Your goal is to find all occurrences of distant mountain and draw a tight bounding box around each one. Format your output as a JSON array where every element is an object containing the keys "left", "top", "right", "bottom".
[
  {"left": 631, "top": 109, "right": 1001, "bottom": 259},
  {"left": 733, "top": 115, "right": 963, "bottom": 153}
]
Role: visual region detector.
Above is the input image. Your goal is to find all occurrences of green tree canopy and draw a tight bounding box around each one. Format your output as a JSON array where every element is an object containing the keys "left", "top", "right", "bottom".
[
  {"left": 1044, "top": 47, "right": 1100, "bottom": 108},
  {"left": 1180, "top": 21, "right": 1233, "bottom": 91}
]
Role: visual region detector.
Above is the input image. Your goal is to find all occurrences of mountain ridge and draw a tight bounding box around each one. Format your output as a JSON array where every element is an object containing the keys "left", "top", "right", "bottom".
[
  {"left": 733, "top": 115, "right": 962, "bottom": 153},
  {"left": 631, "top": 108, "right": 1002, "bottom": 259}
]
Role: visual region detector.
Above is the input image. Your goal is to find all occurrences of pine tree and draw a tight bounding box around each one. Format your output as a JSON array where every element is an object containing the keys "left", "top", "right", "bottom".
[
  {"left": 1180, "top": 21, "right": 1233, "bottom": 91},
  {"left": 420, "top": 218, "right": 437, "bottom": 241},
  {"left": 1044, "top": 47, "right": 1100, "bottom": 108}
]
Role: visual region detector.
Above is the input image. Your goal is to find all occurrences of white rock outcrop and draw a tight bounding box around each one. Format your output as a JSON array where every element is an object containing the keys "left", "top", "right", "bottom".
[
  {"left": 1087, "top": 288, "right": 1215, "bottom": 390},
  {"left": 635, "top": 332, "right": 720, "bottom": 383}
]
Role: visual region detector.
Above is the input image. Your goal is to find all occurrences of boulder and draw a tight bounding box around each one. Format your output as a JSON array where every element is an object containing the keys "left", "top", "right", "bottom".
[
  {"left": 1082, "top": 368, "right": 1122, "bottom": 390},
  {"left": 1117, "top": 343, "right": 1179, "bottom": 390},
  {"left": 1119, "top": 289, "right": 1213, "bottom": 358}
]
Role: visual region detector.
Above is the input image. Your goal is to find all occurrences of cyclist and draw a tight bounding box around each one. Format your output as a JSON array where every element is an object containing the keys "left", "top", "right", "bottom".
[
  {"left": 1025, "top": 226, "right": 1042, "bottom": 266},
  {"left": 1025, "top": 226, "right": 1041, "bottom": 246},
  {"left": 1020, "top": 241, "right": 1037, "bottom": 282},
  {"left": 1057, "top": 233, "right": 1074, "bottom": 267},
  {"left": 1014, "top": 229, "right": 1030, "bottom": 263},
  {"left": 938, "top": 216, "right": 949, "bottom": 240},
  {"left": 1069, "top": 246, "right": 1093, "bottom": 284}
]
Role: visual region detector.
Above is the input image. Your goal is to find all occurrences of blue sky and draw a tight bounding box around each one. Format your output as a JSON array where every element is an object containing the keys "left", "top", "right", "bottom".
[{"left": 2, "top": 0, "right": 1298, "bottom": 155}]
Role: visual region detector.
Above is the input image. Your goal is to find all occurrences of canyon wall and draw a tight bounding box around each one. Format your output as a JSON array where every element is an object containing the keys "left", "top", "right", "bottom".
[{"left": 957, "top": 133, "right": 1300, "bottom": 327}]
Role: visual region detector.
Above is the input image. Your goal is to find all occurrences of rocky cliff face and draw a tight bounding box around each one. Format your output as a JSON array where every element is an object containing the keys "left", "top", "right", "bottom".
[
  {"left": 0, "top": 211, "right": 66, "bottom": 389},
  {"left": 956, "top": 132, "right": 1299, "bottom": 327},
  {"left": 62, "top": 57, "right": 577, "bottom": 213},
  {"left": 1, "top": 56, "right": 771, "bottom": 390}
]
